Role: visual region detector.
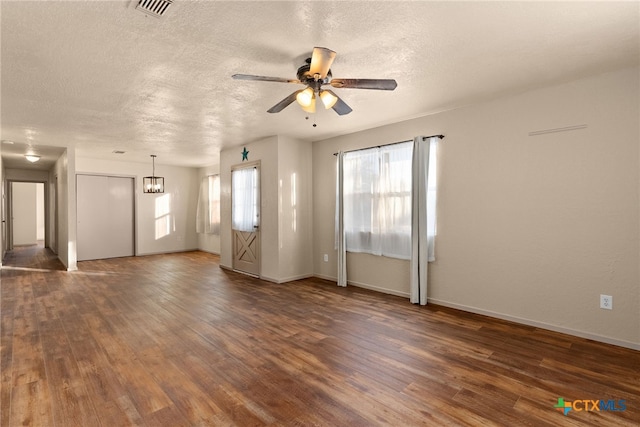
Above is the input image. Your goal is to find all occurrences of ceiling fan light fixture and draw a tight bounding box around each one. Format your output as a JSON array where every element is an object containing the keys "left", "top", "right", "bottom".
[
  {"left": 25, "top": 155, "right": 40, "bottom": 163},
  {"left": 300, "top": 96, "right": 316, "bottom": 114},
  {"left": 320, "top": 90, "right": 338, "bottom": 109},
  {"left": 296, "top": 87, "right": 315, "bottom": 108},
  {"left": 233, "top": 46, "right": 396, "bottom": 115}
]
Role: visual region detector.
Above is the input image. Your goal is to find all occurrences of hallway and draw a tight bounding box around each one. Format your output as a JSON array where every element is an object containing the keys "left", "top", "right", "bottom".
[{"left": 2, "top": 242, "right": 65, "bottom": 271}]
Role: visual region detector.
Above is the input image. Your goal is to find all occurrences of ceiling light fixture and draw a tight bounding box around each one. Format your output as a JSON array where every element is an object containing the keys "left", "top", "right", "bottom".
[
  {"left": 25, "top": 155, "right": 40, "bottom": 163},
  {"left": 143, "top": 154, "right": 164, "bottom": 193},
  {"left": 295, "top": 88, "right": 338, "bottom": 114},
  {"left": 296, "top": 87, "right": 316, "bottom": 113},
  {"left": 319, "top": 90, "right": 338, "bottom": 109}
]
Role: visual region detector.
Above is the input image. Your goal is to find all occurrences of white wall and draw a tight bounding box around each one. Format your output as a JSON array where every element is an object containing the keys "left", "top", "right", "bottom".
[
  {"left": 75, "top": 157, "right": 199, "bottom": 256},
  {"left": 220, "top": 135, "right": 313, "bottom": 283},
  {"left": 47, "top": 170, "right": 57, "bottom": 254},
  {"left": 36, "top": 183, "right": 44, "bottom": 240},
  {"left": 53, "top": 149, "right": 75, "bottom": 270},
  {"left": 197, "top": 164, "right": 221, "bottom": 255},
  {"left": 277, "top": 136, "right": 313, "bottom": 281},
  {"left": 0, "top": 157, "right": 5, "bottom": 263},
  {"left": 11, "top": 182, "right": 37, "bottom": 245},
  {"left": 220, "top": 136, "right": 279, "bottom": 279},
  {"left": 313, "top": 67, "right": 639, "bottom": 348}
]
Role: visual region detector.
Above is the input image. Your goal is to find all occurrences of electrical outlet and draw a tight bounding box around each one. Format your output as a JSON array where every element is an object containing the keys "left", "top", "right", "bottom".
[
  {"left": 600, "top": 294, "right": 612, "bottom": 310},
  {"left": 323, "top": 254, "right": 329, "bottom": 262}
]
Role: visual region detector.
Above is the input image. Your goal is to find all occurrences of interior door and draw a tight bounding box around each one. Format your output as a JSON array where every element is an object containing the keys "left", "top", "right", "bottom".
[
  {"left": 77, "top": 175, "right": 135, "bottom": 261},
  {"left": 231, "top": 164, "right": 260, "bottom": 276},
  {"left": 11, "top": 182, "right": 38, "bottom": 246}
]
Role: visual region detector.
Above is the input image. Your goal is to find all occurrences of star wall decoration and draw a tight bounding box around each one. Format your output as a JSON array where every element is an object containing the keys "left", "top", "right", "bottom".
[{"left": 241, "top": 147, "right": 249, "bottom": 161}]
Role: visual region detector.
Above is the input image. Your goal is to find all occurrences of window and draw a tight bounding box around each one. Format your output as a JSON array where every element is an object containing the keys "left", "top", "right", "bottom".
[
  {"left": 196, "top": 174, "right": 220, "bottom": 235},
  {"left": 338, "top": 139, "right": 438, "bottom": 261},
  {"left": 231, "top": 167, "right": 259, "bottom": 232},
  {"left": 342, "top": 141, "right": 414, "bottom": 259}
]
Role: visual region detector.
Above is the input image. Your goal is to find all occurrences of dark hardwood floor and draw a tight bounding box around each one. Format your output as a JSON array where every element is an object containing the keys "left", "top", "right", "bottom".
[{"left": 1, "top": 246, "right": 639, "bottom": 426}]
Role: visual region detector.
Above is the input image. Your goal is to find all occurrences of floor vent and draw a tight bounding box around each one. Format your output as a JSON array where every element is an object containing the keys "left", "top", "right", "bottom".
[{"left": 136, "top": 0, "right": 173, "bottom": 18}]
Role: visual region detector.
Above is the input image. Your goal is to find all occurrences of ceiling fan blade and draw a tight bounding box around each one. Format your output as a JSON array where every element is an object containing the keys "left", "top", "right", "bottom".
[
  {"left": 267, "top": 90, "right": 302, "bottom": 113},
  {"left": 331, "top": 95, "right": 353, "bottom": 116},
  {"left": 309, "top": 47, "right": 336, "bottom": 80},
  {"left": 330, "top": 78, "right": 397, "bottom": 90},
  {"left": 232, "top": 74, "right": 301, "bottom": 84}
]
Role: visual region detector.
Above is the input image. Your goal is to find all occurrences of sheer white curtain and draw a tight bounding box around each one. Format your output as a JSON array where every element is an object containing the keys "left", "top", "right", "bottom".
[
  {"left": 378, "top": 142, "right": 413, "bottom": 258},
  {"left": 336, "top": 152, "right": 347, "bottom": 287},
  {"left": 208, "top": 175, "right": 220, "bottom": 234},
  {"left": 410, "top": 136, "right": 439, "bottom": 305},
  {"left": 196, "top": 175, "right": 220, "bottom": 234},
  {"left": 232, "top": 167, "right": 259, "bottom": 232},
  {"left": 336, "top": 136, "right": 439, "bottom": 295},
  {"left": 341, "top": 141, "right": 413, "bottom": 259}
]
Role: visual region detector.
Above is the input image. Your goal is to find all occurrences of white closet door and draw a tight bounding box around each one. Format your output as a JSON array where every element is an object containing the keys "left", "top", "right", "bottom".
[{"left": 77, "top": 175, "right": 134, "bottom": 261}]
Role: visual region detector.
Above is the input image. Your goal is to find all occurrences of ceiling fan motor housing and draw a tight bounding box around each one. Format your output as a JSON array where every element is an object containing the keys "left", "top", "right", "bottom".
[{"left": 297, "top": 61, "right": 332, "bottom": 89}]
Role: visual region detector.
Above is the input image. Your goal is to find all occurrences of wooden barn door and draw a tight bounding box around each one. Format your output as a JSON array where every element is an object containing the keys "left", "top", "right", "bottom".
[{"left": 231, "top": 164, "right": 260, "bottom": 276}]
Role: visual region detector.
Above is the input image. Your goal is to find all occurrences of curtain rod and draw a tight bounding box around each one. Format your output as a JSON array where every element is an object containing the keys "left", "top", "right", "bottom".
[{"left": 332, "top": 134, "right": 444, "bottom": 156}]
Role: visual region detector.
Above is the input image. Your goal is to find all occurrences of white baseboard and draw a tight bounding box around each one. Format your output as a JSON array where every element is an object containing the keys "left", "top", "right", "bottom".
[
  {"left": 228, "top": 271, "right": 640, "bottom": 351},
  {"left": 136, "top": 248, "right": 199, "bottom": 257},
  {"left": 314, "top": 273, "right": 336, "bottom": 282},
  {"left": 198, "top": 249, "right": 220, "bottom": 256},
  {"left": 313, "top": 274, "right": 639, "bottom": 350},
  {"left": 313, "top": 274, "right": 410, "bottom": 298},
  {"left": 428, "top": 298, "right": 640, "bottom": 351},
  {"left": 347, "top": 279, "right": 410, "bottom": 298},
  {"left": 259, "top": 274, "right": 313, "bottom": 284},
  {"left": 219, "top": 265, "right": 311, "bottom": 284}
]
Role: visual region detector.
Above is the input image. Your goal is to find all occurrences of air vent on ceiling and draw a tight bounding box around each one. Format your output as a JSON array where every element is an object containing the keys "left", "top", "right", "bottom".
[
  {"left": 136, "top": 0, "right": 173, "bottom": 18},
  {"left": 112, "top": 150, "right": 126, "bottom": 154}
]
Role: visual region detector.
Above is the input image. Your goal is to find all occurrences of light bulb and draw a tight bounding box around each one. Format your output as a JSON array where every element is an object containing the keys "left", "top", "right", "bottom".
[
  {"left": 301, "top": 96, "right": 316, "bottom": 113},
  {"left": 296, "top": 87, "right": 315, "bottom": 108},
  {"left": 320, "top": 90, "right": 338, "bottom": 109}
]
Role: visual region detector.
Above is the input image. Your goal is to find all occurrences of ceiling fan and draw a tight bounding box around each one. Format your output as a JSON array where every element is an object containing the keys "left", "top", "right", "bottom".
[{"left": 232, "top": 47, "right": 397, "bottom": 116}]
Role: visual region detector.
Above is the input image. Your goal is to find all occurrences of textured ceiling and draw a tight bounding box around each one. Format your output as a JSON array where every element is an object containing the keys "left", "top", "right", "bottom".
[{"left": 1, "top": 1, "right": 638, "bottom": 168}]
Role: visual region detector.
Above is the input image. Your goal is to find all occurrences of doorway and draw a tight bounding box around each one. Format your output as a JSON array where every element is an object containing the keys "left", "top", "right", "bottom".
[
  {"left": 7, "top": 181, "right": 46, "bottom": 250},
  {"left": 231, "top": 163, "right": 260, "bottom": 277}
]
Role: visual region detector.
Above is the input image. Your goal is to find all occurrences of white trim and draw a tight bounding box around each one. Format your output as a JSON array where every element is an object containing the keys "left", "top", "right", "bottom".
[
  {"left": 198, "top": 249, "right": 220, "bottom": 256},
  {"left": 276, "top": 273, "right": 314, "bottom": 283},
  {"left": 429, "top": 298, "right": 640, "bottom": 351},
  {"left": 312, "top": 274, "right": 639, "bottom": 350},
  {"left": 348, "top": 279, "right": 410, "bottom": 298},
  {"left": 134, "top": 248, "right": 199, "bottom": 257},
  {"left": 260, "top": 273, "right": 313, "bottom": 284},
  {"left": 312, "top": 274, "right": 410, "bottom": 299}
]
